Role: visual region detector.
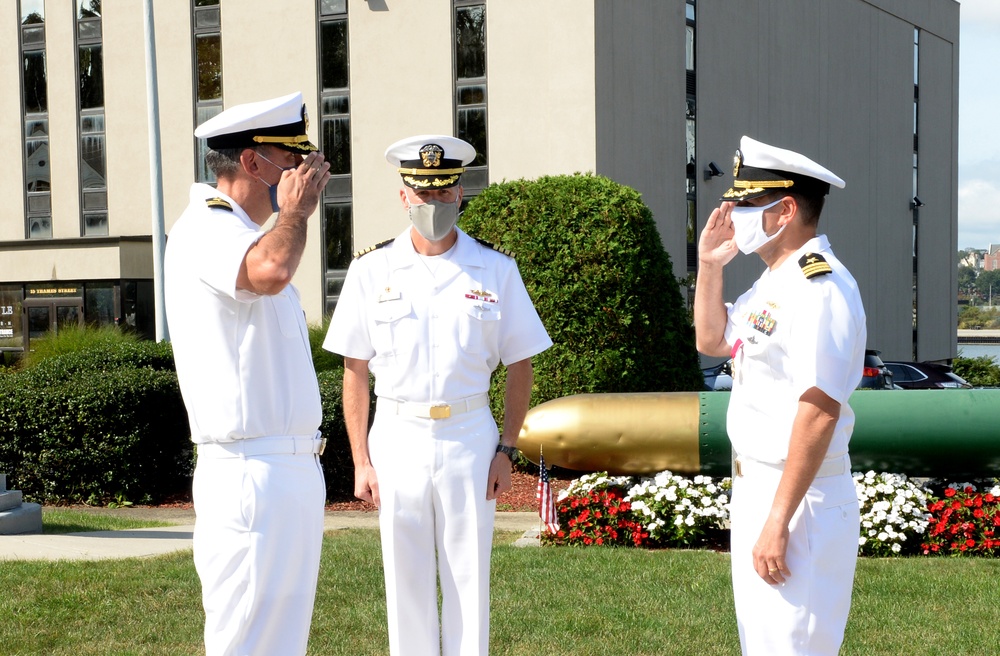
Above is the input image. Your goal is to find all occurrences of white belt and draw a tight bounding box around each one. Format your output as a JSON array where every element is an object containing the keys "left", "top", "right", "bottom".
[
  {"left": 196, "top": 434, "right": 326, "bottom": 458},
  {"left": 734, "top": 453, "right": 850, "bottom": 479},
  {"left": 377, "top": 394, "right": 490, "bottom": 420}
]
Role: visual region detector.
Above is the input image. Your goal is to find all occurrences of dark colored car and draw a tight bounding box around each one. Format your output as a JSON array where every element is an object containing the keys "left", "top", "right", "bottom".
[
  {"left": 702, "top": 348, "right": 894, "bottom": 391},
  {"left": 882, "top": 361, "right": 971, "bottom": 389},
  {"left": 858, "top": 349, "right": 895, "bottom": 390}
]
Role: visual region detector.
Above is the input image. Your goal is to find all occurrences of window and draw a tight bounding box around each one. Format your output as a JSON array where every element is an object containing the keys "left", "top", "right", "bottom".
[
  {"left": 318, "top": 0, "right": 352, "bottom": 315},
  {"left": 20, "top": 0, "right": 51, "bottom": 239},
  {"left": 454, "top": 2, "right": 487, "bottom": 193},
  {"left": 685, "top": 0, "right": 697, "bottom": 273},
  {"left": 77, "top": 0, "right": 107, "bottom": 236},
  {"left": 194, "top": 0, "right": 223, "bottom": 183}
]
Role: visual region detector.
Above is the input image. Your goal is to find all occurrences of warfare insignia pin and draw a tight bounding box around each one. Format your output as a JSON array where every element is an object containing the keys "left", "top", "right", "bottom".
[{"left": 733, "top": 149, "right": 743, "bottom": 177}]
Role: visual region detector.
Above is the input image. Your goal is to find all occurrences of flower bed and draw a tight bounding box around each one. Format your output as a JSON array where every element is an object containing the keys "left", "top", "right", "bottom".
[{"left": 542, "top": 468, "right": 1000, "bottom": 557}]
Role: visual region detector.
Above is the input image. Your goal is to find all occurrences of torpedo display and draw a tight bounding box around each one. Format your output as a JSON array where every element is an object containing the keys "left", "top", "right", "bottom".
[{"left": 517, "top": 389, "right": 1000, "bottom": 479}]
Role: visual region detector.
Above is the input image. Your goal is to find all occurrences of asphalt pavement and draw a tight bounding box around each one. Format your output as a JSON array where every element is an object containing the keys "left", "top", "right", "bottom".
[{"left": 0, "top": 510, "right": 542, "bottom": 561}]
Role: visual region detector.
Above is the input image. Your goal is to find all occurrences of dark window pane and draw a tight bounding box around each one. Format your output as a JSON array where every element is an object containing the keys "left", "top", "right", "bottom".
[
  {"left": 322, "top": 116, "right": 351, "bottom": 176},
  {"left": 84, "top": 212, "right": 108, "bottom": 236},
  {"left": 80, "top": 114, "right": 104, "bottom": 134},
  {"left": 28, "top": 217, "right": 51, "bottom": 239},
  {"left": 56, "top": 305, "right": 81, "bottom": 330},
  {"left": 79, "top": 45, "right": 104, "bottom": 109},
  {"left": 320, "top": 21, "right": 349, "bottom": 90},
  {"left": 84, "top": 283, "right": 116, "bottom": 325},
  {"left": 81, "top": 133, "right": 106, "bottom": 188},
  {"left": 324, "top": 175, "right": 351, "bottom": 198},
  {"left": 458, "top": 85, "right": 485, "bottom": 105},
  {"left": 323, "top": 95, "right": 349, "bottom": 115},
  {"left": 324, "top": 203, "right": 353, "bottom": 270},
  {"left": 27, "top": 193, "right": 51, "bottom": 212},
  {"left": 457, "top": 107, "right": 487, "bottom": 166},
  {"left": 77, "top": 0, "right": 101, "bottom": 19},
  {"left": 195, "top": 0, "right": 219, "bottom": 6},
  {"left": 26, "top": 126, "right": 50, "bottom": 192},
  {"left": 83, "top": 189, "right": 107, "bottom": 210},
  {"left": 455, "top": 6, "right": 486, "bottom": 80},
  {"left": 196, "top": 34, "right": 222, "bottom": 100},
  {"left": 28, "top": 306, "right": 50, "bottom": 338},
  {"left": 459, "top": 167, "right": 487, "bottom": 191},
  {"left": 22, "top": 25, "right": 44, "bottom": 45},
  {"left": 22, "top": 52, "right": 47, "bottom": 113}
]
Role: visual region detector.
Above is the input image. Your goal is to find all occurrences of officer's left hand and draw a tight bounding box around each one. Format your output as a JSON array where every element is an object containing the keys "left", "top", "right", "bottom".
[
  {"left": 753, "top": 518, "right": 791, "bottom": 585},
  {"left": 486, "top": 454, "right": 512, "bottom": 500}
]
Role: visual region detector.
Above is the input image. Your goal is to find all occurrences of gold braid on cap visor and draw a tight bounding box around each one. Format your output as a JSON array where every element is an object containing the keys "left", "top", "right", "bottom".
[
  {"left": 252, "top": 134, "right": 317, "bottom": 150},
  {"left": 397, "top": 167, "right": 466, "bottom": 175},
  {"left": 722, "top": 178, "right": 795, "bottom": 199},
  {"left": 402, "top": 174, "right": 462, "bottom": 188}
]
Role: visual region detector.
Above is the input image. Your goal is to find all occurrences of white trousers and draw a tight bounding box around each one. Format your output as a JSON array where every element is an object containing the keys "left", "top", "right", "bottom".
[
  {"left": 193, "top": 440, "right": 326, "bottom": 656},
  {"left": 369, "top": 406, "right": 498, "bottom": 656},
  {"left": 730, "top": 463, "right": 860, "bottom": 656}
]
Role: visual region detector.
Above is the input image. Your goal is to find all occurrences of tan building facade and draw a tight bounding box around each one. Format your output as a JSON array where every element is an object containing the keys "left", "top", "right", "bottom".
[{"left": 0, "top": 0, "right": 959, "bottom": 362}]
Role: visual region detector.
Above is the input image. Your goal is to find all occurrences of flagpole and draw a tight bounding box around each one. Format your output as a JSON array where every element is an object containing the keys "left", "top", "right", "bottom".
[{"left": 538, "top": 445, "right": 544, "bottom": 538}]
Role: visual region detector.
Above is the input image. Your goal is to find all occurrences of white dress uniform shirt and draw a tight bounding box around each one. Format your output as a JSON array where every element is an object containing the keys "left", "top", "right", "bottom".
[
  {"left": 325, "top": 226, "right": 552, "bottom": 398},
  {"left": 724, "top": 234, "right": 866, "bottom": 462},
  {"left": 166, "top": 183, "right": 322, "bottom": 441}
]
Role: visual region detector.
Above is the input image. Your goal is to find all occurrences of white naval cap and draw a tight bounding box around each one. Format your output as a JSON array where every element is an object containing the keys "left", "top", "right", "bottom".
[
  {"left": 722, "top": 136, "right": 845, "bottom": 201},
  {"left": 194, "top": 91, "right": 317, "bottom": 154},
  {"left": 385, "top": 134, "right": 476, "bottom": 189}
]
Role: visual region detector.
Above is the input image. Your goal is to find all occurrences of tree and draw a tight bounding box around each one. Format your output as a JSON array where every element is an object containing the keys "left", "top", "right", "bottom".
[{"left": 459, "top": 173, "right": 704, "bottom": 417}]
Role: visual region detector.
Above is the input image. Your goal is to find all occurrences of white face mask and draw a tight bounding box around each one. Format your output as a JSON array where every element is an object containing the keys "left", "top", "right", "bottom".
[
  {"left": 730, "top": 198, "right": 785, "bottom": 254},
  {"left": 408, "top": 199, "right": 460, "bottom": 242}
]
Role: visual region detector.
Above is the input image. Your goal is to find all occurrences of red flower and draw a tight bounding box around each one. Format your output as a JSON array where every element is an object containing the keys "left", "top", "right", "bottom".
[
  {"left": 945, "top": 488, "right": 957, "bottom": 498},
  {"left": 974, "top": 508, "right": 985, "bottom": 519},
  {"left": 965, "top": 486, "right": 975, "bottom": 494}
]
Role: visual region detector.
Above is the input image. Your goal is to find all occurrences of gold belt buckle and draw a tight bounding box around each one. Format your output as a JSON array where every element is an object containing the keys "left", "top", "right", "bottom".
[
  {"left": 318, "top": 438, "right": 327, "bottom": 456},
  {"left": 428, "top": 404, "right": 451, "bottom": 419}
]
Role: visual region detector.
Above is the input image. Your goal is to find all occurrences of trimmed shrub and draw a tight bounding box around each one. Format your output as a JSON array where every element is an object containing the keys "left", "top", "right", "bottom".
[
  {"left": 317, "top": 367, "right": 377, "bottom": 501},
  {"left": 460, "top": 173, "right": 703, "bottom": 417},
  {"left": 0, "top": 358, "right": 191, "bottom": 505}
]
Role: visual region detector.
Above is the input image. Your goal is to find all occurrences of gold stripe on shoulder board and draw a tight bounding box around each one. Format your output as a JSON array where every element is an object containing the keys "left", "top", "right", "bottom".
[
  {"left": 474, "top": 237, "right": 514, "bottom": 258},
  {"left": 205, "top": 197, "right": 233, "bottom": 211},
  {"left": 354, "top": 238, "right": 395, "bottom": 259},
  {"left": 798, "top": 252, "right": 832, "bottom": 279}
]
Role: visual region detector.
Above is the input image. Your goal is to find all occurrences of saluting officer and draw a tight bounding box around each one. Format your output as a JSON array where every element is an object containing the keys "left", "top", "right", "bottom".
[
  {"left": 165, "top": 92, "right": 331, "bottom": 656},
  {"left": 324, "top": 135, "right": 552, "bottom": 656},
  {"left": 694, "top": 136, "right": 865, "bottom": 655}
]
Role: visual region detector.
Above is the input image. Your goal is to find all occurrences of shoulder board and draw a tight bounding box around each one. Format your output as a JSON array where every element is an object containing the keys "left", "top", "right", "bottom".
[
  {"left": 353, "top": 238, "right": 395, "bottom": 259},
  {"left": 474, "top": 237, "right": 514, "bottom": 258},
  {"left": 799, "top": 252, "right": 832, "bottom": 279},
  {"left": 205, "top": 197, "right": 233, "bottom": 211}
]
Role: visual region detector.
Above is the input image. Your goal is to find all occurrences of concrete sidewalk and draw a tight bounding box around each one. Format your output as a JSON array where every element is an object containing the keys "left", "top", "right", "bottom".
[{"left": 0, "top": 511, "right": 542, "bottom": 561}]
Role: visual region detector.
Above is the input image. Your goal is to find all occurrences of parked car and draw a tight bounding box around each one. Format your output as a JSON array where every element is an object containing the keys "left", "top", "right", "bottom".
[
  {"left": 858, "top": 349, "right": 895, "bottom": 390},
  {"left": 702, "top": 348, "right": 894, "bottom": 391},
  {"left": 882, "top": 361, "right": 972, "bottom": 389}
]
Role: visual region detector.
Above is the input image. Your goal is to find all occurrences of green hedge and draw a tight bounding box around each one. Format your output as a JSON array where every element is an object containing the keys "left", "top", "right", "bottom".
[
  {"left": 0, "top": 342, "right": 191, "bottom": 505},
  {"left": 460, "top": 173, "right": 703, "bottom": 420}
]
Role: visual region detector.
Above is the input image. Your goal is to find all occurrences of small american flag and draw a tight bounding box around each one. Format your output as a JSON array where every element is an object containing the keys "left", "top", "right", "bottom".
[{"left": 536, "top": 453, "right": 559, "bottom": 533}]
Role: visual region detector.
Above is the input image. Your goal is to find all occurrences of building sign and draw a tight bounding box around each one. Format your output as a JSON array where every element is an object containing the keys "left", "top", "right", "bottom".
[
  {"left": 0, "top": 286, "right": 24, "bottom": 350},
  {"left": 27, "top": 283, "right": 83, "bottom": 298}
]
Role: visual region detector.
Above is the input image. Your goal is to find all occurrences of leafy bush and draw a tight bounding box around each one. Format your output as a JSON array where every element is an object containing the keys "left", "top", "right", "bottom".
[
  {"left": 17, "top": 324, "right": 144, "bottom": 370},
  {"left": 460, "top": 173, "right": 703, "bottom": 418},
  {"left": 0, "top": 359, "right": 191, "bottom": 505},
  {"left": 953, "top": 355, "right": 1000, "bottom": 387},
  {"left": 309, "top": 317, "right": 343, "bottom": 374},
  {"left": 317, "top": 367, "right": 377, "bottom": 501}
]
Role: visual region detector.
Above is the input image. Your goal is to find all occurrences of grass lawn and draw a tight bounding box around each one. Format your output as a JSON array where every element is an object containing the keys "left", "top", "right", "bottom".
[{"left": 2, "top": 525, "right": 999, "bottom": 655}]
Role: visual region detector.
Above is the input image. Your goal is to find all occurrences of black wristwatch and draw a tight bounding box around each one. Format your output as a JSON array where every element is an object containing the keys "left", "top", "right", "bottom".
[{"left": 495, "top": 444, "right": 517, "bottom": 462}]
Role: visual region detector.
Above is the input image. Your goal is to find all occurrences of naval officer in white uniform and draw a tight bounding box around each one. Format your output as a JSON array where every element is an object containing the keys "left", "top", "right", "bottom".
[
  {"left": 165, "top": 92, "right": 331, "bottom": 656},
  {"left": 324, "top": 135, "right": 552, "bottom": 655},
  {"left": 694, "top": 136, "right": 865, "bottom": 655}
]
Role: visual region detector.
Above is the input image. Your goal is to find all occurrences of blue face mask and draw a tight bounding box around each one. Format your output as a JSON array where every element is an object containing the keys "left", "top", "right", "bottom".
[{"left": 255, "top": 151, "right": 296, "bottom": 213}]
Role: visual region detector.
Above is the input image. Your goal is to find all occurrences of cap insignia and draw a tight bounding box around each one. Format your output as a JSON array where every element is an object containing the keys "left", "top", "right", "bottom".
[
  {"left": 733, "top": 149, "right": 743, "bottom": 177},
  {"left": 420, "top": 144, "right": 444, "bottom": 168},
  {"left": 353, "top": 238, "right": 395, "bottom": 259},
  {"left": 799, "top": 253, "right": 832, "bottom": 279},
  {"left": 205, "top": 197, "right": 233, "bottom": 211}
]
